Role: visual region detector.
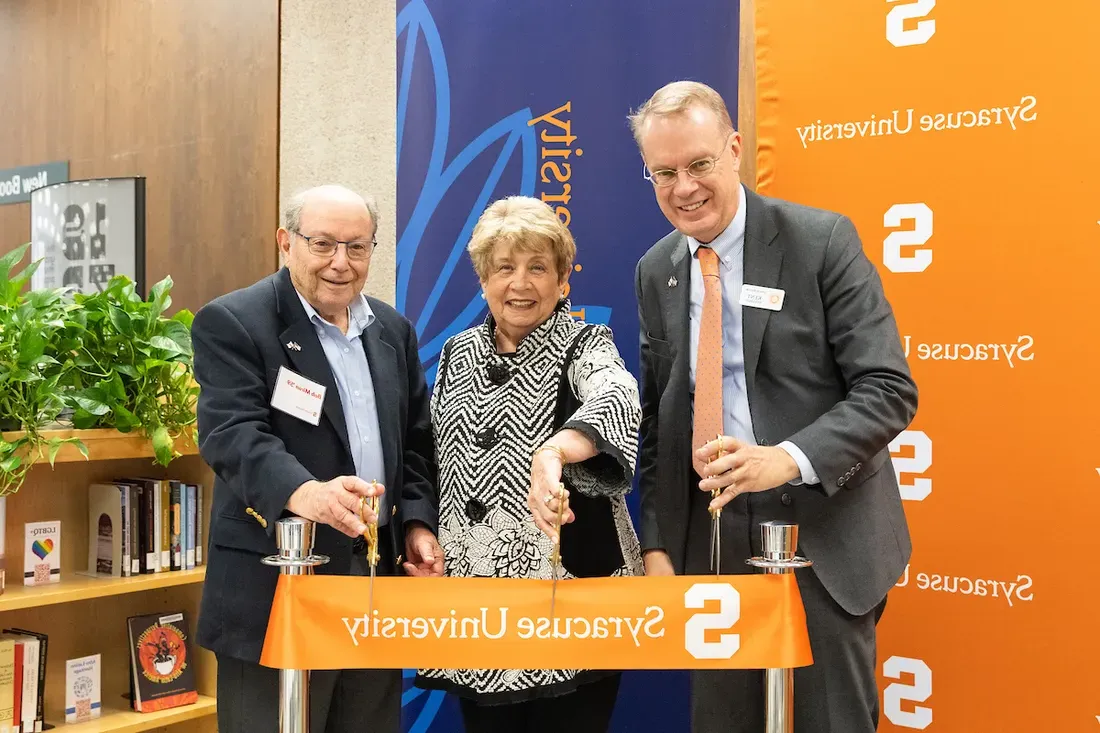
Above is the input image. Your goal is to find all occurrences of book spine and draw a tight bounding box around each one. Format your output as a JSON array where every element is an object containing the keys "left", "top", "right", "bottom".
[
  {"left": 0, "top": 639, "right": 15, "bottom": 729},
  {"left": 130, "top": 486, "right": 141, "bottom": 576},
  {"left": 170, "top": 482, "right": 182, "bottom": 571},
  {"left": 152, "top": 481, "right": 162, "bottom": 573},
  {"left": 195, "top": 484, "right": 203, "bottom": 565},
  {"left": 119, "top": 487, "right": 129, "bottom": 578},
  {"left": 185, "top": 484, "right": 196, "bottom": 570},
  {"left": 19, "top": 640, "right": 35, "bottom": 733},
  {"left": 160, "top": 482, "right": 171, "bottom": 570}
]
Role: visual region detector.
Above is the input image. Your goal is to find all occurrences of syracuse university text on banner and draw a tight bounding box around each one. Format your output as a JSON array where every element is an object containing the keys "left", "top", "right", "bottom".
[{"left": 754, "top": 0, "right": 1100, "bottom": 730}]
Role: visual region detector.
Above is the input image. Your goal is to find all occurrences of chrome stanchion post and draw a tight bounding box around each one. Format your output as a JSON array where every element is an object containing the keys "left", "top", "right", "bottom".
[
  {"left": 262, "top": 518, "right": 330, "bottom": 733},
  {"left": 746, "top": 521, "right": 812, "bottom": 733}
]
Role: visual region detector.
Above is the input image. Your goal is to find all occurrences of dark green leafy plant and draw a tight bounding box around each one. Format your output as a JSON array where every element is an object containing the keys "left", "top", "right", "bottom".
[
  {"left": 62, "top": 275, "right": 198, "bottom": 466},
  {"left": 0, "top": 243, "right": 87, "bottom": 496},
  {"left": 0, "top": 243, "right": 198, "bottom": 495}
]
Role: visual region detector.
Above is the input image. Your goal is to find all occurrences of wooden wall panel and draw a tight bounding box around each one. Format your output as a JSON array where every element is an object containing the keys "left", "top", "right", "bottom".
[{"left": 0, "top": 0, "right": 279, "bottom": 314}]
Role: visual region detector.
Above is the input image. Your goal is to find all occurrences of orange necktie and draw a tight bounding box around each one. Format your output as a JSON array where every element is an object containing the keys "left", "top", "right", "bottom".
[{"left": 692, "top": 246, "right": 724, "bottom": 477}]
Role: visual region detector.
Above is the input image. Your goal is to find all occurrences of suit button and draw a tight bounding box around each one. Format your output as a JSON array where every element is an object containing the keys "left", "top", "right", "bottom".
[
  {"left": 856, "top": 462, "right": 862, "bottom": 470},
  {"left": 391, "top": 505, "right": 397, "bottom": 516},
  {"left": 466, "top": 498, "right": 488, "bottom": 522},
  {"left": 780, "top": 492, "right": 792, "bottom": 506},
  {"left": 759, "top": 438, "right": 769, "bottom": 446},
  {"left": 837, "top": 477, "right": 847, "bottom": 487},
  {"left": 475, "top": 427, "right": 498, "bottom": 449}
]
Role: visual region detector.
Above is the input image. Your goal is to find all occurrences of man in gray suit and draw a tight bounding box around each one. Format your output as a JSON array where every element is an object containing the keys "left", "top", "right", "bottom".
[{"left": 630, "top": 81, "right": 918, "bottom": 732}]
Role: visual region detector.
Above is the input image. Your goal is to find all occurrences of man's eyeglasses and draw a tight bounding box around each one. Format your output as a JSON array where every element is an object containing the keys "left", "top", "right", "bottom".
[
  {"left": 294, "top": 231, "right": 377, "bottom": 261},
  {"left": 642, "top": 133, "right": 734, "bottom": 188}
]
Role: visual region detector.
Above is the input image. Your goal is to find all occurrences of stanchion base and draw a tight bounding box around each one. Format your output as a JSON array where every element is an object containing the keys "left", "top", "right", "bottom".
[
  {"left": 262, "top": 554, "right": 331, "bottom": 568},
  {"left": 746, "top": 556, "right": 813, "bottom": 570}
]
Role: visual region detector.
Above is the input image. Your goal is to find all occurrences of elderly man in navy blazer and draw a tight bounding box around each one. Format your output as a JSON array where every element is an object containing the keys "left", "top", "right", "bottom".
[{"left": 191, "top": 184, "right": 442, "bottom": 733}]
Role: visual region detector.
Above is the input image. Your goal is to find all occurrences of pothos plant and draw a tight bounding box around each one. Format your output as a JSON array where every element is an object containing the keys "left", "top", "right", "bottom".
[
  {"left": 61, "top": 274, "right": 198, "bottom": 467},
  {"left": 0, "top": 242, "right": 198, "bottom": 496},
  {"left": 0, "top": 243, "right": 87, "bottom": 495}
]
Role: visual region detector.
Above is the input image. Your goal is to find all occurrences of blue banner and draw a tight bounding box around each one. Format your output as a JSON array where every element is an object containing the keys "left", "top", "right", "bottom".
[{"left": 395, "top": 2, "right": 739, "bottom": 729}]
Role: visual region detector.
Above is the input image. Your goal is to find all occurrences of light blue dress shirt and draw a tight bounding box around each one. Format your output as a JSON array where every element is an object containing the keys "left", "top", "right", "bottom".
[
  {"left": 687, "top": 183, "right": 820, "bottom": 486},
  {"left": 296, "top": 292, "right": 390, "bottom": 522}
]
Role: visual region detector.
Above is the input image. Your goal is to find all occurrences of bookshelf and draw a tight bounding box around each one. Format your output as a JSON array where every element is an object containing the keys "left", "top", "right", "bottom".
[{"left": 1, "top": 429, "right": 216, "bottom": 733}]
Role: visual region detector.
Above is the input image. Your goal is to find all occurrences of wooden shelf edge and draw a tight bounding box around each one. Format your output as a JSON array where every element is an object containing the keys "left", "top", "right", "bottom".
[
  {"left": 0, "top": 567, "right": 206, "bottom": 612},
  {"left": 51, "top": 694, "right": 216, "bottom": 732},
  {"left": 0, "top": 428, "right": 199, "bottom": 464}
]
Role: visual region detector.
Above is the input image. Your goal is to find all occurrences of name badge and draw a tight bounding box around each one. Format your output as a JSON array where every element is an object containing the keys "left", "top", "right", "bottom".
[
  {"left": 271, "top": 366, "right": 326, "bottom": 426},
  {"left": 739, "top": 284, "right": 785, "bottom": 311}
]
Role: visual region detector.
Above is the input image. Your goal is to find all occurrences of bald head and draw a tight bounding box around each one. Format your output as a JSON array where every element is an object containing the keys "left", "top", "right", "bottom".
[{"left": 284, "top": 185, "right": 380, "bottom": 235}]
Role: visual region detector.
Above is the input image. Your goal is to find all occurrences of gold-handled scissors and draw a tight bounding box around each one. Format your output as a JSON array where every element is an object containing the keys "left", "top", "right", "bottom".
[
  {"left": 360, "top": 482, "right": 381, "bottom": 619},
  {"left": 710, "top": 435, "right": 724, "bottom": 575},
  {"left": 549, "top": 482, "right": 566, "bottom": 619}
]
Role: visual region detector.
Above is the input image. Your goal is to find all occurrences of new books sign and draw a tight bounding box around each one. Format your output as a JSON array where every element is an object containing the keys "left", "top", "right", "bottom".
[{"left": 0, "top": 161, "right": 69, "bottom": 205}]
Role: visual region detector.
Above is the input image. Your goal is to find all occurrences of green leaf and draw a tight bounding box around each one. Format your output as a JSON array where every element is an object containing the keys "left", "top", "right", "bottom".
[
  {"left": 17, "top": 330, "right": 47, "bottom": 365},
  {"left": 149, "top": 335, "right": 188, "bottom": 357},
  {"left": 107, "top": 306, "right": 133, "bottom": 336},
  {"left": 112, "top": 404, "right": 139, "bottom": 430},
  {"left": 148, "top": 277, "right": 173, "bottom": 318},
  {"left": 0, "top": 243, "right": 30, "bottom": 284},
  {"left": 158, "top": 319, "right": 193, "bottom": 356},
  {"left": 103, "top": 372, "right": 126, "bottom": 402},
  {"left": 171, "top": 309, "right": 194, "bottom": 329},
  {"left": 74, "top": 439, "right": 89, "bottom": 459},
  {"left": 0, "top": 454, "right": 22, "bottom": 473},
  {"left": 72, "top": 409, "right": 100, "bottom": 429},
  {"left": 151, "top": 425, "right": 173, "bottom": 466},
  {"left": 67, "top": 387, "right": 112, "bottom": 416},
  {"left": 47, "top": 439, "right": 63, "bottom": 467},
  {"left": 8, "top": 259, "right": 42, "bottom": 292},
  {"left": 115, "top": 364, "right": 139, "bottom": 379},
  {"left": 24, "top": 286, "right": 61, "bottom": 310}
]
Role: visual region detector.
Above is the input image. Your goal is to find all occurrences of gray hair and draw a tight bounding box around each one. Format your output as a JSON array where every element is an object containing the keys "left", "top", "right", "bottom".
[
  {"left": 627, "top": 81, "right": 735, "bottom": 147},
  {"left": 283, "top": 184, "right": 380, "bottom": 234}
]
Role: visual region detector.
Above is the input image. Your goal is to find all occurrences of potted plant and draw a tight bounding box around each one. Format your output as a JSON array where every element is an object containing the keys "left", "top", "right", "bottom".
[
  {"left": 61, "top": 275, "right": 197, "bottom": 466},
  {"left": 0, "top": 243, "right": 198, "bottom": 496},
  {"left": 0, "top": 244, "right": 87, "bottom": 496}
]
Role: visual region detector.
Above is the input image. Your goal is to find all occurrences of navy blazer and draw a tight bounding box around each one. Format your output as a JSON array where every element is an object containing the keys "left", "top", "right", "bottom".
[{"left": 191, "top": 267, "right": 437, "bottom": 662}]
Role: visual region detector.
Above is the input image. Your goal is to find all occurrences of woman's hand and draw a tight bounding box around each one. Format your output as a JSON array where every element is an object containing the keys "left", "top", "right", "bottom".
[{"left": 528, "top": 447, "right": 575, "bottom": 543}]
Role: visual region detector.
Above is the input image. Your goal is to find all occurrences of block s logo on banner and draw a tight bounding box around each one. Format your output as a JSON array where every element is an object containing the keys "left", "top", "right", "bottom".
[
  {"left": 884, "top": 203, "right": 933, "bottom": 273},
  {"left": 890, "top": 430, "right": 932, "bottom": 501},
  {"left": 684, "top": 584, "right": 740, "bottom": 658},
  {"left": 883, "top": 656, "right": 933, "bottom": 729},
  {"left": 886, "top": 0, "right": 936, "bottom": 48}
]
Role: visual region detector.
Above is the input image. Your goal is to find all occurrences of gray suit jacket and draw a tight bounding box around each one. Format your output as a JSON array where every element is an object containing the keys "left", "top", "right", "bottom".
[{"left": 635, "top": 188, "right": 918, "bottom": 616}]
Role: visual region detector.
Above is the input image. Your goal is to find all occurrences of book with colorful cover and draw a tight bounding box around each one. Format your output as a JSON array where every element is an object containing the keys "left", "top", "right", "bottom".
[{"left": 126, "top": 612, "right": 198, "bottom": 713}]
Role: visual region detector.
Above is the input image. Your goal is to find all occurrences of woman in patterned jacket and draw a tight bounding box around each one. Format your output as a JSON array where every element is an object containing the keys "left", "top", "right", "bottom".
[{"left": 415, "top": 196, "right": 643, "bottom": 732}]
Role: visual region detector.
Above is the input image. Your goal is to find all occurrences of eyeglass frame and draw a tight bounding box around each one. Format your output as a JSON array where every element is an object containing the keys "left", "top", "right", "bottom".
[
  {"left": 293, "top": 230, "right": 378, "bottom": 260},
  {"left": 641, "top": 132, "right": 735, "bottom": 187}
]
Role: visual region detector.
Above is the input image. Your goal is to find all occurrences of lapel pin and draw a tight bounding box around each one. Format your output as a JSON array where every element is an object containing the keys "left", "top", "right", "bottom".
[
  {"left": 286, "top": 341, "right": 302, "bottom": 351},
  {"left": 668, "top": 276, "right": 678, "bottom": 288}
]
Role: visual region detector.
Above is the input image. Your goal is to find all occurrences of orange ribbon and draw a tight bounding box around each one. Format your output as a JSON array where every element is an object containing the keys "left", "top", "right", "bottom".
[{"left": 260, "top": 574, "right": 813, "bottom": 670}]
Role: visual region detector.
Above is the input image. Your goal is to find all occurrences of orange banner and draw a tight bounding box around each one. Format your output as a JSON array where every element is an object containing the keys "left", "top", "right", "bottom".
[
  {"left": 259, "top": 574, "right": 812, "bottom": 671},
  {"left": 754, "top": 0, "right": 1100, "bottom": 729}
]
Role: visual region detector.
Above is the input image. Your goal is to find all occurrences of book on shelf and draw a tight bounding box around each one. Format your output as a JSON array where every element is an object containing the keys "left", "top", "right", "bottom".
[
  {"left": 1, "top": 628, "right": 47, "bottom": 733},
  {"left": 84, "top": 478, "right": 203, "bottom": 579},
  {"left": 126, "top": 612, "right": 198, "bottom": 713}
]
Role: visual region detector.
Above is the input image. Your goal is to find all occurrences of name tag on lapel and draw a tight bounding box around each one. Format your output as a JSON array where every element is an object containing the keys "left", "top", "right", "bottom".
[
  {"left": 271, "top": 366, "right": 326, "bottom": 426},
  {"left": 739, "top": 284, "right": 785, "bottom": 311}
]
